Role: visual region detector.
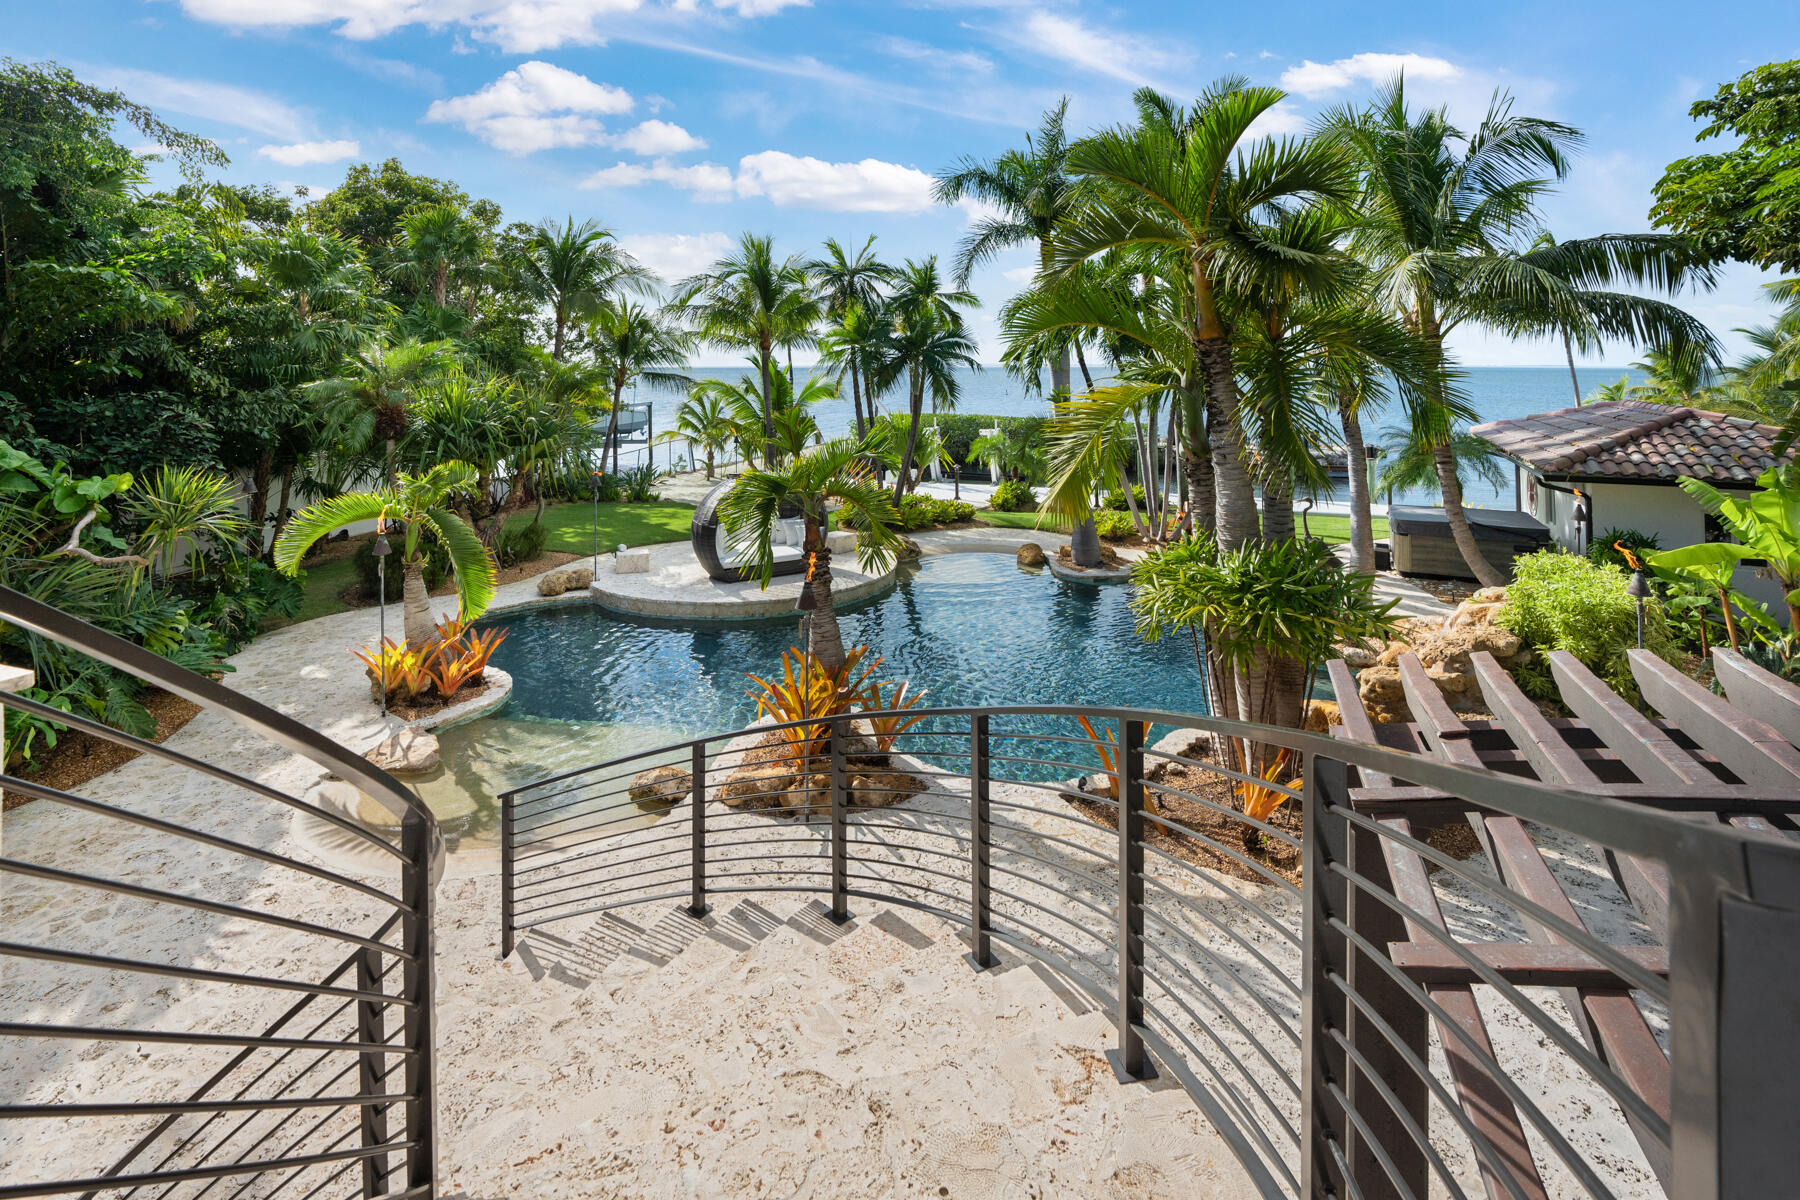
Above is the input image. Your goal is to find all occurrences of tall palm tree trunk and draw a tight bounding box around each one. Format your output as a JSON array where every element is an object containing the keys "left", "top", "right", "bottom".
[
  {"left": 1195, "top": 343, "right": 1258, "bottom": 550},
  {"left": 804, "top": 529, "right": 847, "bottom": 671},
  {"left": 1563, "top": 329, "right": 1582, "bottom": 405},
  {"left": 1262, "top": 475, "right": 1295, "bottom": 543},
  {"left": 1338, "top": 393, "right": 1377, "bottom": 572},
  {"left": 270, "top": 466, "right": 296, "bottom": 560},
  {"left": 758, "top": 340, "right": 776, "bottom": 441},
  {"left": 1435, "top": 443, "right": 1506, "bottom": 587},
  {"left": 402, "top": 557, "right": 434, "bottom": 647},
  {"left": 893, "top": 368, "right": 924, "bottom": 503},
  {"left": 851, "top": 359, "right": 866, "bottom": 439}
]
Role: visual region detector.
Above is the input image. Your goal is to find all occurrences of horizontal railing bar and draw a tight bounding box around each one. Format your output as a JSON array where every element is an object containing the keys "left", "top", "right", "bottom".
[
  {"left": 1322, "top": 1077, "right": 1426, "bottom": 1200},
  {"left": 1325, "top": 891, "right": 1668, "bottom": 1145},
  {"left": 1328, "top": 802, "right": 1669, "bottom": 1000},
  {"left": 984, "top": 751, "right": 1111, "bottom": 777},
  {"left": 0, "top": 586, "right": 438, "bottom": 876},
  {"left": 1135, "top": 820, "right": 1300, "bottom": 899},
  {"left": 0, "top": 776, "right": 409, "bottom": 910},
  {"left": 1324, "top": 1024, "right": 1472, "bottom": 1200},
  {"left": 512, "top": 839, "right": 827, "bottom": 906},
  {"left": 0, "top": 1023, "right": 414, "bottom": 1055},
  {"left": 981, "top": 793, "right": 1117, "bottom": 830},
  {"left": 0, "top": 1138, "right": 418, "bottom": 1199},
  {"left": 1328, "top": 970, "right": 1544, "bottom": 1200},
  {"left": 1133, "top": 1019, "right": 1295, "bottom": 1198},
  {"left": 512, "top": 799, "right": 661, "bottom": 839},
  {"left": 1143, "top": 747, "right": 1304, "bottom": 800},
  {"left": 0, "top": 859, "right": 413, "bottom": 959},
  {"left": 1325, "top": 927, "right": 1643, "bottom": 1199},
  {"left": 0, "top": 943, "right": 415, "bottom": 1008},
  {"left": 1, "top": 1093, "right": 410, "bottom": 1118},
  {"left": 1141, "top": 776, "right": 1303, "bottom": 851},
  {"left": 984, "top": 780, "right": 1122, "bottom": 814},
  {"left": 0, "top": 692, "right": 408, "bottom": 862},
  {"left": 1139, "top": 943, "right": 1303, "bottom": 1110}
]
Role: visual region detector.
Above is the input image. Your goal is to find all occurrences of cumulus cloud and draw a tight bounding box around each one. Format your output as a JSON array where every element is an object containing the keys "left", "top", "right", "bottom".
[
  {"left": 1244, "top": 102, "right": 1305, "bottom": 141},
  {"left": 583, "top": 149, "right": 940, "bottom": 213},
  {"left": 177, "top": 0, "right": 801, "bottom": 53},
  {"left": 425, "top": 62, "right": 632, "bottom": 153},
  {"left": 258, "top": 139, "right": 361, "bottom": 165},
  {"left": 582, "top": 159, "right": 736, "bottom": 199},
  {"left": 734, "top": 151, "right": 936, "bottom": 212},
  {"left": 617, "top": 231, "right": 734, "bottom": 281},
  {"left": 1279, "top": 52, "right": 1460, "bottom": 98},
  {"left": 612, "top": 119, "right": 706, "bottom": 155}
]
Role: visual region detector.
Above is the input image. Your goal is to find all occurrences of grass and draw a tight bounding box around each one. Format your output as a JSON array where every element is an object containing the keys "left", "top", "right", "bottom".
[
  {"left": 976, "top": 508, "right": 1389, "bottom": 544},
  {"left": 291, "top": 499, "right": 697, "bottom": 623}
]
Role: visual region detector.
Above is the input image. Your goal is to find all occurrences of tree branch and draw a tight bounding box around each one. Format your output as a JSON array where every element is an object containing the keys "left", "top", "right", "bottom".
[{"left": 56, "top": 510, "right": 149, "bottom": 567}]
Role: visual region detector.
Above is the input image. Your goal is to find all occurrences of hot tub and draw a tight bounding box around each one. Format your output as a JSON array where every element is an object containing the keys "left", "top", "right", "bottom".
[{"left": 1388, "top": 505, "right": 1551, "bottom": 581}]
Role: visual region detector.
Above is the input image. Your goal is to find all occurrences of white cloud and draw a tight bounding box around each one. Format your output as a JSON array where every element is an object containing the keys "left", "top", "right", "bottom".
[
  {"left": 876, "top": 35, "right": 994, "bottom": 75},
  {"left": 583, "top": 149, "right": 941, "bottom": 213},
  {"left": 82, "top": 65, "right": 308, "bottom": 139},
  {"left": 425, "top": 62, "right": 632, "bottom": 153},
  {"left": 1244, "top": 102, "right": 1305, "bottom": 141},
  {"left": 177, "top": 0, "right": 801, "bottom": 53},
  {"left": 1002, "top": 265, "right": 1037, "bottom": 284},
  {"left": 612, "top": 119, "right": 706, "bottom": 155},
  {"left": 618, "top": 231, "right": 733, "bottom": 281},
  {"left": 998, "top": 11, "right": 1191, "bottom": 89},
  {"left": 1279, "top": 52, "right": 1460, "bottom": 98},
  {"left": 734, "top": 151, "right": 936, "bottom": 212},
  {"left": 582, "top": 159, "right": 736, "bottom": 199},
  {"left": 258, "top": 139, "right": 361, "bottom": 166}
]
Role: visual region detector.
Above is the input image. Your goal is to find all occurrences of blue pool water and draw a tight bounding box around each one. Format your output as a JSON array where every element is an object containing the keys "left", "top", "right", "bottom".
[{"left": 482, "top": 552, "right": 1208, "bottom": 733}]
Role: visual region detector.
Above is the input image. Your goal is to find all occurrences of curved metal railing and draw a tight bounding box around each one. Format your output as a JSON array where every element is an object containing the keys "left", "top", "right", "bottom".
[
  {"left": 499, "top": 704, "right": 1798, "bottom": 1200},
  {"left": 0, "top": 587, "right": 442, "bottom": 1199}
]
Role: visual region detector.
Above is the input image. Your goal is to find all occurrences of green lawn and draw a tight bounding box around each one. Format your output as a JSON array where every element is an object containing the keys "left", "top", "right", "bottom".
[
  {"left": 975, "top": 508, "right": 1388, "bottom": 544},
  {"left": 290, "top": 500, "right": 697, "bottom": 624}
]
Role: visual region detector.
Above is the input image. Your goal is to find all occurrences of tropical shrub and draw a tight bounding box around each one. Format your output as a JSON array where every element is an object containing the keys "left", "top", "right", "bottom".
[
  {"left": 745, "top": 644, "right": 926, "bottom": 763},
  {"left": 353, "top": 615, "right": 508, "bottom": 705},
  {"left": 990, "top": 478, "right": 1037, "bottom": 512},
  {"left": 1104, "top": 485, "right": 1147, "bottom": 511},
  {"left": 1498, "top": 550, "right": 1674, "bottom": 700},
  {"left": 890, "top": 495, "right": 975, "bottom": 531},
  {"left": 1587, "top": 527, "right": 1662, "bottom": 572},
  {"left": 354, "top": 535, "right": 449, "bottom": 603},
  {"left": 1094, "top": 510, "right": 1135, "bottom": 541},
  {"left": 492, "top": 519, "right": 548, "bottom": 569},
  {"left": 619, "top": 463, "right": 663, "bottom": 503}
]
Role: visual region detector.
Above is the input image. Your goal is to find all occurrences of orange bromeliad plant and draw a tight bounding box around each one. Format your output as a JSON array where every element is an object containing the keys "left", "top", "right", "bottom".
[
  {"left": 861, "top": 678, "right": 929, "bottom": 752},
  {"left": 747, "top": 645, "right": 880, "bottom": 761},
  {"left": 1236, "top": 747, "right": 1297, "bottom": 825},
  {"left": 356, "top": 614, "right": 508, "bottom": 705},
  {"left": 1072, "top": 716, "right": 1160, "bottom": 815}
]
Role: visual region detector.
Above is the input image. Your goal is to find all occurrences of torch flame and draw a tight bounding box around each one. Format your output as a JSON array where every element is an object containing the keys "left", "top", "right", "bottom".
[{"left": 1614, "top": 541, "right": 1643, "bottom": 570}]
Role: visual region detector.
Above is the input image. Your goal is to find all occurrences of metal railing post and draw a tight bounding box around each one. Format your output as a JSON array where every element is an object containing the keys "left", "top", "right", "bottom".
[
  {"left": 688, "top": 741, "right": 710, "bottom": 918},
  {"left": 965, "top": 713, "right": 997, "bottom": 971},
  {"left": 355, "top": 945, "right": 390, "bottom": 1197},
  {"left": 1302, "top": 754, "right": 1350, "bottom": 1199},
  {"left": 828, "top": 718, "right": 850, "bottom": 923},
  {"left": 498, "top": 792, "right": 515, "bottom": 960},
  {"left": 400, "top": 810, "right": 437, "bottom": 1196},
  {"left": 1106, "top": 717, "right": 1153, "bottom": 1082}
]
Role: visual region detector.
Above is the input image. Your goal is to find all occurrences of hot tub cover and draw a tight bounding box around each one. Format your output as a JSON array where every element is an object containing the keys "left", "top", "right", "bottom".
[{"left": 1387, "top": 505, "right": 1552, "bottom": 543}]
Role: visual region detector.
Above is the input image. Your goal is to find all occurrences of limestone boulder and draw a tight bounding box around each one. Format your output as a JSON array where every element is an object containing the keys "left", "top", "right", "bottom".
[
  {"left": 895, "top": 536, "right": 922, "bottom": 562},
  {"left": 1334, "top": 642, "right": 1378, "bottom": 669},
  {"left": 1412, "top": 625, "right": 1525, "bottom": 675},
  {"left": 718, "top": 759, "right": 796, "bottom": 808},
  {"left": 847, "top": 771, "right": 929, "bottom": 809},
  {"left": 1016, "top": 542, "right": 1047, "bottom": 568},
  {"left": 366, "top": 727, "right": 440, "bottom": 775},
  {"left": 537, "top": 566, "right": 595, "bottom": 597},
  {"left": 629, "top": 764, "right": 692, "bottom": 811},
  {"left": 1356, "top": 665, "right": 1411, "bottom": 725}
]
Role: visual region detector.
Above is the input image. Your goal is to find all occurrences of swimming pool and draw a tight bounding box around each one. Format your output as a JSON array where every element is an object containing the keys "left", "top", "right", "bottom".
[{"left": 408, "top": 552, "right": 1210, "bottom": 847}]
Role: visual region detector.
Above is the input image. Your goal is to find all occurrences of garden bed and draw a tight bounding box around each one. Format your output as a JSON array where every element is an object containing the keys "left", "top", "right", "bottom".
[{"left": 3, "top": 689, "right": 202, "bottom": 810}]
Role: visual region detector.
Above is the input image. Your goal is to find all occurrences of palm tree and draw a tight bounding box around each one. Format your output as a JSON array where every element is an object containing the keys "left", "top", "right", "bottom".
[
  {"left": 935, "top": 97, "right": 1085, "bottom": 395},
  {"left": 656, "top": 390, "right": 735, "bottom": 478},
  {"left": 808, "top": 236, "right": 893, "bottom": 436},
  {"left": 877, "top": 257, "right": 980, "bottom": 500},
  {"left": 1320, "top": 77, "right": 1716, "bottom": 584},
  {"left": 274, "top": 461, "right": 498, "bottom": 648},
  {"left": 584, "top": 299, "right": 694, "bottom": 474},
  {"left": 678, "top": 234, "right": 820, "bottom": 441},
  {"left": 517, "top": 217, "right": 651, "bottom": 361},
  {"left": 1051, "top": 80, "right": 1356, "bottom": 550},
  {"left": 718, "top": 433, "right": 901, "bottom": 671},
  {"left": 1501, "top": 230, "right": 1719, "bottom": 405},
  {"left": 1627, "top": 344, "right": 1718, "bottom": 405},
  {"left": 691, "top": 364, "right": 837, "bottom": 469},
  {"left": 389, "top": 204, "right": 483, "bottom": 310},
  {"left": 817, "top": 301, "right": 894, "bottom": 439},
  {"left": 308, "top": 338, "right": 454, "bottom": 484}
]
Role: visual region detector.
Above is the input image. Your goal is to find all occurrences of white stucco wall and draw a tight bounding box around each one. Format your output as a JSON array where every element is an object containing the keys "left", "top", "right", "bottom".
[{"left": 1523, "top": 469, "right": 1787, "bottom": 623}]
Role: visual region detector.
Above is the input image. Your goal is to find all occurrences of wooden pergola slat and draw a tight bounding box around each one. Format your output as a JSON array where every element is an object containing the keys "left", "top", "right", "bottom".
[
  {"left": 1712, "top": 646, "right": 1800, "bottom": 749},
  {"left": 1630, "top": 649, "right": 1800, "bottom": 787}
]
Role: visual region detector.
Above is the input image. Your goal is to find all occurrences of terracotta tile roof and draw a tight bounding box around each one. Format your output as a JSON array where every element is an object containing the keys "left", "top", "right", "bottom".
[{"left": 1470, "top": 399, "right": 1788, "bottom": 485}]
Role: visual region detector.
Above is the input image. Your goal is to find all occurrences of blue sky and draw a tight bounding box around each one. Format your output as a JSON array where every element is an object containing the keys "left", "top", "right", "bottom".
[{"left": 9, "top": 1, "right": 1797, "bottom": 365}]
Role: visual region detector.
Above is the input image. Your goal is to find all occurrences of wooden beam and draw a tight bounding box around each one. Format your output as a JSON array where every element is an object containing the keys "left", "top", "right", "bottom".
[
  {"left": 1389, "top": 941, "right": 1669, "bottom": 989},
  {"left": 1631, "top": 649, "right": 1800, "bottom": 787},
  {"left": 1547, "top": 651, "right": 1710, "bottom": 787},
  {"left": 1327, "top": 657, "right": 1394, "bottom": 788},
  {"left": 1394, "top": 654, "right": 1485, "bottom": 769},
  {"left": 1712, "top": 646, "right": 1800, "bottom": 750},
  {"left": 1472, "top": 653, "right": 1601, "bottom": 785}
]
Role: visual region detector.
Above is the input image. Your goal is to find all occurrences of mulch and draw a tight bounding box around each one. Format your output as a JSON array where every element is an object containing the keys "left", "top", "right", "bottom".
[
  {"left": 384, "top": 679, "right": 494, "bottom": 723},
  {"left": 4, "top": 688, "right": 203, "bottom": 810}
]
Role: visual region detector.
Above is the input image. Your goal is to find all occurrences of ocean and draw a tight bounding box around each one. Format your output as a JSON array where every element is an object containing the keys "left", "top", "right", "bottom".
[{"left": 617, "top": 364, "right": 1647, "bottom": 510}]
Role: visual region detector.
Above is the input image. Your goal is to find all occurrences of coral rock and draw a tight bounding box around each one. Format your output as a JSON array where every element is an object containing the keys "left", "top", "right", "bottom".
[
  {"left": 1303, "top": 699, "right": 1341, "bottom": 733},
  {"left": 366, "top": 727, "right": 440, "bottom": 775},
  {"left": 1016, "top": 543, "right": 1047, "bottom": 568},
  {"left": 537, "top": 566, "right": 596, "bottom": 597},
  {"left": 629, "top": 764, "right": 692, "bottom": 811}
]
